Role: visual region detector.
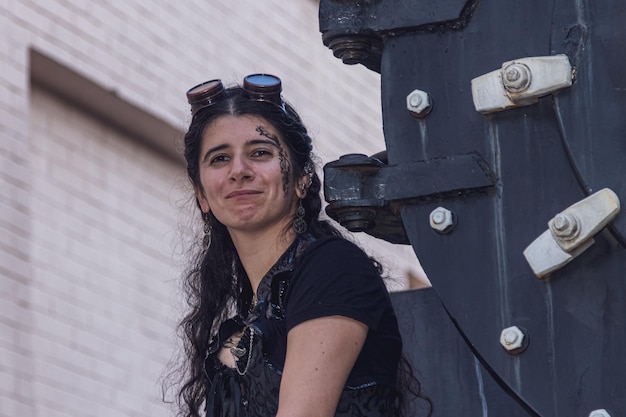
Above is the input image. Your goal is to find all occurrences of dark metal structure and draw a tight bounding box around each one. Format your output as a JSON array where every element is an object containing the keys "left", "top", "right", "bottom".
[{"left": 319, "top": 1, "right": 626, "bottom": 416}]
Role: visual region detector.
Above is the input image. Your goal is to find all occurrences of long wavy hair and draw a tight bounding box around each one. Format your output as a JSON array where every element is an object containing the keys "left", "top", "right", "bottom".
[
  {"left": 169, "top": 86, "right": 340, "bottom": 417},
  {"left": 165, "top": 84, "right": 430, "bottom": 417}
]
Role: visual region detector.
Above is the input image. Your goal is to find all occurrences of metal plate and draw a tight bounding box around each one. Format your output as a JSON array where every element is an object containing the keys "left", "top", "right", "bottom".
[
  {"left": 379, "top": 2, "right": 626, "bottom": 415},
  {"left": 550, "top": 1, "right": 626, "bottom": 246},
  {"left": 320, "top": 0, "right": 626, "bottom": 415},
  {"left": 391, "top": 288, "right": 534, "bottom": 416}
]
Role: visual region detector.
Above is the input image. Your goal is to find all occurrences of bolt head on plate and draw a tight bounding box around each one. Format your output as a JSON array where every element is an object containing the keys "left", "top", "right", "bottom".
[
  {"left": 429, "top": 207, "right": 454, "bottom": 233},
  {"left": 502, "top": 63, "right": 531, "bottom": 92},
  {"left": 551, "top": 212, "right": 580, "bottom": 240},
  {"left": 406, "top": 89, "right": 432, "bottom": 117},
  {"left": 500, "top": 326, "right": 525, "bottom": 351}
]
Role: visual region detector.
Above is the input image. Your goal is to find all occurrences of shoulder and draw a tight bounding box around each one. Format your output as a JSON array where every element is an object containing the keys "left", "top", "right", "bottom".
[
  {"left": 285, "top": 235, "right": 389, "bottom": 331},
  {"left": 297, "top": 235, "right": 375, "bottom": 272}
]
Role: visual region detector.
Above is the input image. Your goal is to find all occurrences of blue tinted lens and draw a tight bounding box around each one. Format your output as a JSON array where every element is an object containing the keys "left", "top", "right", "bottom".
[{"left": 246, "top": 74, "right": 280, "bottom": 87}]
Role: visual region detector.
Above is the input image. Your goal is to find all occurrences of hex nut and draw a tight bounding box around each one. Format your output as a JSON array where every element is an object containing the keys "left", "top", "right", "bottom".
[
  {"left": 502, "top": 63, "right": 532, "bottom": 92},
  {"left": 550, "top": 212, "right": 580, "bottom": 241},
  {"left": 406, "top": 89, "right": 432, "bottom": 118},
  {"left": 500, "top": 326, "right": 525, "bottom": 351},
  {"left": 589, "top": 410, "right": 611, "bottom": 417},
  {"left": 429, "top": 207, "right": 455, "bottom": 233}
]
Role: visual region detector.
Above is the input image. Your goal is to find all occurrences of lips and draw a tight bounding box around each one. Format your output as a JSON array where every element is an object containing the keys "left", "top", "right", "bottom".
[{"left": 226, "top": 190, "right": 261, "bottom": 198}]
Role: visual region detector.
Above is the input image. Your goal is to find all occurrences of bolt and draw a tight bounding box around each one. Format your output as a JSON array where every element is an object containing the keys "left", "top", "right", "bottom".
[
  {"left": 502, "top": 63, "right": 531, "bottom": 92},
  {"left": 505, "top": 67, "right": 521, "bottom": 82},
  {"left": 343, "top": 219, "right": 372, "bottom": 232},
  {"left": 551, "top": 213, "right": 580, "bottom": 240},
  {"left": 502, "top": 330, "right": 519, "bottom": 346},
  {"left": 432, "top": 210, "right": 445, "bottom": 225},
  {"left": 406, "top": 89, "right": 432, "bottom": 118},
  {"left": 409, "top": 94, "right": 422, "bottom": 108},
  {"left": 589, "top": 409, "right": 611, "bottom": 417},
  {"left": 429, "top": 207, "right": 455, "bottom": 233},
  {"left": 326, "top": 36, "right": 371, "bottom": 65},
  {"left": 499, "top": 326, "right": 525, "bottom": 352},
  {"left": 336, "top": 208, "right": 377, "bottom": 233},
  {"left": 553, "top": 214, "right": 571, "bottom": 231}
]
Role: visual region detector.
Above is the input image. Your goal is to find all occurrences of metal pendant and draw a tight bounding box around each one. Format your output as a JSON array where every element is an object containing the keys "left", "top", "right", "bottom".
[{"left": 230, "top": 346, "right": 247, "bottom": 358}]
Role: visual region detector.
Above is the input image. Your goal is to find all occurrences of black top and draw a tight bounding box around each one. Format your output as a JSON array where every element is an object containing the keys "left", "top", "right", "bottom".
[{"left": 205, "top": 234, "right": 402, "bottom": 417}]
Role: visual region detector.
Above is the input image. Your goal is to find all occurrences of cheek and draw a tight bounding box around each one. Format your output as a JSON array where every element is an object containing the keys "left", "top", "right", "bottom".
[
  {"left": 197, "top": 172, "right": 219, "bottom": 199},
  {"left": 201, "top": 176, "right": 220, "bottom": 197},
  {"left": 266, "top": 164, "right": 292, "bottom": 195}
]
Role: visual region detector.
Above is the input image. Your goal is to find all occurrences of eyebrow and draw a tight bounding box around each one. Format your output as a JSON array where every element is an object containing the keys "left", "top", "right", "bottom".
[{"left": 201, "top": 139, "right": 279, "bottom": 164}]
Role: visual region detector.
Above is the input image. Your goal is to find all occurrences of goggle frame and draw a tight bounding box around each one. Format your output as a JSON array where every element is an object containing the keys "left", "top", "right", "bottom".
[{"left": 186, "top": 73, "right": 285, "bottom": 116}]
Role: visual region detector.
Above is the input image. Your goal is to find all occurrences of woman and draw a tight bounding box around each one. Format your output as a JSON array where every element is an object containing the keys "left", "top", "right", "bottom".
[{"left": 173, "top": 74, "right": 425, "bottom": 417}]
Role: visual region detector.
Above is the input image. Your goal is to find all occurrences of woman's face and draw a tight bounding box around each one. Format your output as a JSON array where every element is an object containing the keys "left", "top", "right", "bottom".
[{"left": 195, "top": 115, "right": 303, "bottom": 236}]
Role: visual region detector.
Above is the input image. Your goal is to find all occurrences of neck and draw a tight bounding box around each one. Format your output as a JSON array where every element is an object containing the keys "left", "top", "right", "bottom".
[{"left": 229, "top": 226, "right": 297, "bottom": 293}]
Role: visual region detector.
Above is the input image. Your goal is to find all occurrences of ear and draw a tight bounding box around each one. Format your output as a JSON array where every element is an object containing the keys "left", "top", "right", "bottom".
[
  {"left": 295, "top": 162, "right": 314, "bottom": 199},
  {"left": 294, "top": 174, "right": 308, "bottom": 200},
  {"left": 194, "top": 185, "right": 211, "bottom": 213}
]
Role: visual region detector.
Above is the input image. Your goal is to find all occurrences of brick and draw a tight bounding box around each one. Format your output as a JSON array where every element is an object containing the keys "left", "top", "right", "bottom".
[
  {"left": 9, "top": 2, "right": 51, "bottom": 35},
  {"left": 0, "top": 320, "right": 18, "bottom": 349},
  {"left": 0, "top": 227, "right": 29, "bottom": 259},
  {"left": 0, "top": 395, "right": 36, "bottom": 417},
  {"left": 0, "top": 106, "right": 27, "bottom": 138},
  {"left": 0, "top": 344, "right": 32, "bottom": 374},
  {"left": 32, "top": 379, "right": 98, "bottom": 412},
  {"left": 0, "top": 294, "right": 31, "bottom": 328},
  {"left": 0, "top": 246, "right": 29, "bottom": 281},
  {"left": 31, "top": 310, "right": 74, "bottom": 344},
  {"left": 37, "top": 1, "right": 73, "bottom": 27}
]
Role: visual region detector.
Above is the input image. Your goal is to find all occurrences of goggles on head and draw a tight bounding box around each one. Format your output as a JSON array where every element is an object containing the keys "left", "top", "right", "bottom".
[{"left": 186, "top": 73, "right": 284, "bottom": 116}]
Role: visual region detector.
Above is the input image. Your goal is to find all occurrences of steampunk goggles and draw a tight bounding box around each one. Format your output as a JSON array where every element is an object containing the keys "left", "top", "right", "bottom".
[{"left": 186, "top": 73, "right": 284, "bottom": 116}]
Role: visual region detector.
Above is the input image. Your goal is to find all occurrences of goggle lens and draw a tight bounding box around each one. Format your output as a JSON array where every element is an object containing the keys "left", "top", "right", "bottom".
[
  {"left": 243, "top": 73, "right": 282, "bottom": 106},
  {"left": 186, "top": 79, "right": 225, "bottom": 116}
]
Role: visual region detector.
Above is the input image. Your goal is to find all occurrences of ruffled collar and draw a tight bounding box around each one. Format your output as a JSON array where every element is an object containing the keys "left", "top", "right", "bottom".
[{"left": 247, "top": 233, "right": 315, "bottom": 324}]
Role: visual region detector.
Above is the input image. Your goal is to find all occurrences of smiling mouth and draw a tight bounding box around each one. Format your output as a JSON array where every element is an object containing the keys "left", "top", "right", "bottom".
[{"left": 226, "top": 190, "right": 261, "bottom": 198}]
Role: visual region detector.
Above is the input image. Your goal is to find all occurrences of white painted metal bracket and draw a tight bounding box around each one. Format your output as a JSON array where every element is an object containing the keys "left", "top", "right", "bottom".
[
  {"left": 471, "top": 54, "right": 574, "bottom": 114},
  {"left": 523, "top": 188, "right": 621, "bottom": 278}
]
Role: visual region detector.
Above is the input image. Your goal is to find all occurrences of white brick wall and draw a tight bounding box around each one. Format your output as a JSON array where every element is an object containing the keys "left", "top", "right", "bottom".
[
  {"left": 1, "top": 1, "right": 426, "bottom": 416},
  {"left": 27, "top": 86, "right": 180, "bottom": 417}
]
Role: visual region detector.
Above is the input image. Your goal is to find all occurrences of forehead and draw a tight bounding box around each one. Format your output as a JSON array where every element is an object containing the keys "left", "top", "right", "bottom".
[{"left": 201, "top": 114, "right": 284, "bottom": 147}]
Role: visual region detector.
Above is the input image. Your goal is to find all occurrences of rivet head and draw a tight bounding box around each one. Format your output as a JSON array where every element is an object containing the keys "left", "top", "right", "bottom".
[
  {"left": 502, "top": 63, "right": 531, "bottom": 92},
  {"left": 589, "top": 409, "right": 611, "bottom": 417}
]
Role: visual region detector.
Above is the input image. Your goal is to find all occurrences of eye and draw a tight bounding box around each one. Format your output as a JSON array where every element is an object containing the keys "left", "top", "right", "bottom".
[
  {"left": 250, "top": 149, "right": 273, "bottom": 158},
  {"left": 209, "top": 154, "right": 230, "bottom": 165}
]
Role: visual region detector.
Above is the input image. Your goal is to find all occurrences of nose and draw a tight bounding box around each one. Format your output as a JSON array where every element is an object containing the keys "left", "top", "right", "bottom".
[{"left": 229, "top": 155, "right": 254, "bottom": 181}]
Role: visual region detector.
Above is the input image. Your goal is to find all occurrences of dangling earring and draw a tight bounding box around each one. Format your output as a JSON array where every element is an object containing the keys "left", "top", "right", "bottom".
[
  {"left": 202, "top": 212, "right": 212, "bottom": 248},
  {"left": 293, "top": 200, "right": 307, "bottom": 234}
]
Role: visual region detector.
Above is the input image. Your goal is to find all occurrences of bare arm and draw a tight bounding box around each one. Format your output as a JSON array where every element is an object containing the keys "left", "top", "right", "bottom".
[{"left": 275, "top": 315, "right": 368, "bottom": 417}]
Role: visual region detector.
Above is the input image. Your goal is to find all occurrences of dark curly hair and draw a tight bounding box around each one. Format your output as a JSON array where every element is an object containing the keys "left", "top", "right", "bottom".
[
  {"left": 170, "top": 85, "right": 341, "bottom": 417},
  {"left": 166, "top": 83, "right": 430, "bottom": 417}
]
